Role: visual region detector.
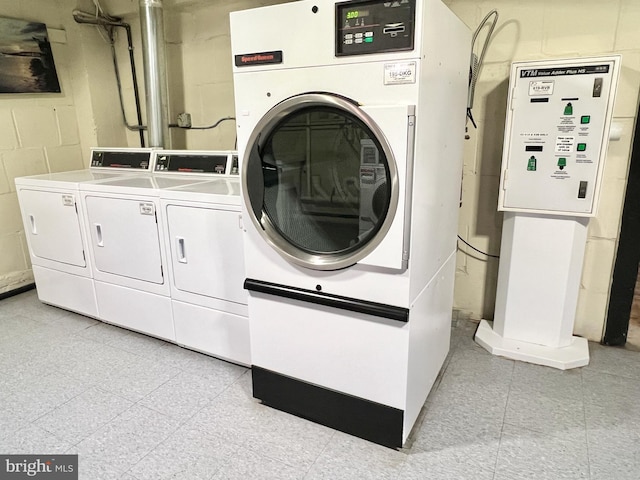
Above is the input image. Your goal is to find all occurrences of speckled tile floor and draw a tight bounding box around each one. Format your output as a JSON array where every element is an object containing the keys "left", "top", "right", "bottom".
[{"left": 2, "top": 289, "right": 640, "bottom": 479}]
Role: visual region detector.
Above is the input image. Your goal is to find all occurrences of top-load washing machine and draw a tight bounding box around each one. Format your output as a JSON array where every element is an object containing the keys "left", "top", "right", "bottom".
[
  {"left": 15, "top": 148, "right": 156, "bottom": 317},
  {"left": 231, "top": 0, "right": 470, "bottom": 447},
  {"left": 157, "top": 151, "right": 249, "bottom": 365}
]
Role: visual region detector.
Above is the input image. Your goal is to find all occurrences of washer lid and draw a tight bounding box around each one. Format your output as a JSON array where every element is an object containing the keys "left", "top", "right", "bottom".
[{"left": 242, "top": 93, "right": 404, "bottom": 271}]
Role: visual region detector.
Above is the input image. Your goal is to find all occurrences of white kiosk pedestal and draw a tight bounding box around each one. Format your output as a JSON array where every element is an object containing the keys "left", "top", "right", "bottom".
[
  {"left": 475, "top": 56, "right": 620, "bottom": 370},
  {"left": 474, "top": 212, "right": 590, "bottom": 370}
]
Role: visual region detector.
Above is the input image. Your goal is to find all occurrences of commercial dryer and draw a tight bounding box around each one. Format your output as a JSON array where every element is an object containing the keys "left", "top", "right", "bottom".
[
  {"left": 231, "top": 0, "right": 470, "bottom": 447},
  {"left": 15, "top": 148, "right": 155, "bottom": 317},
  {"left": 157, "top": 150, "right": 249, "bottom": 365}
]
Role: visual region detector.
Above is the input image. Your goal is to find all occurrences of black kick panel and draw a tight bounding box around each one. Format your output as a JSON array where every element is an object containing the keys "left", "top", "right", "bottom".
[{"left": 252, "top": 366, "right": 404, "bottom": 449}]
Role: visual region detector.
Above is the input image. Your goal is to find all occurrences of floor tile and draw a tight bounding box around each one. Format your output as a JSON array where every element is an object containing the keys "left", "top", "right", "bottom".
[
  {"left": 585, "top": 342, "right": 640, "bottom": 380},
  {"left": 76, "top": 322, "right": 134, "bottom": 345},
  {"left": 105, "top": 330, "right": 168, "bottom": 358},
  {"left": 149, "top": 343, "right": 247, "bottom": 382},
  {"left": 35, "top": 386, "right": 134, "bottom": 444},
  {"left": 584, "top": 398, "right": 640, "bottom": 431},
  {"left": 510, "top": 361, "right": 583, "bottom": 401},
  {"left": 0, "top": 423, "right": 72, "bottom": 454},
  {"left": 440, "top": 345, "right": 515, "bottom": 393},
  {"left": 401, "top": 441, "right": 498, "bottom": 480},
  {"left": 138, "top": 370, "right": 238, "bottom": 422},
  {"left": 126, "top": 424, "right": 240, "bottom": 480},
  {"left": 305, "top": 431, "right": 406, "bottom": 480},
  {"left": 1, "top": 370, "right": 89, "bottom": 428},
  {"left": 0, "top": 320, "right": 71, "bottom": 369},
  {"left": 244, "top": 405, "right": 336, "bottom": 470},
  {"left": 186, "top": 372, "right": 265, "bottom": 446},
  {"left": 34, "top": 310, "right": 100, "bottom": 333},
  {"left": 0, "top": 371, "right": 10, "bottom": 400},
  {"left": 582, "top": 369, "right": 640, "bottom": 409},
  {"left": 74, "top": 405, "right": 181, "bottom": 475},
  {"left": 212, "top": 448, "right": 305, "bottom": 480},
  {"left": 0, "top": 393, "right": 53, "bottom": 435},
  {"left": 450, "top": 317, "right": 484, "bottom": 353},
  {"left": 77, "top": 321, "right": 167, "bottom": 359},
  {"left": 494, "top": 424, "right": 589, "bottom": 480},
  {"left": 504, "top": 391, "right": 585, "bottom": 435},
  {"left": 43, "top": 337, "right": 127, "bottom": 382},
  {"left": 588, "top": 425, "right": 640, "bottom": 480},
  {"left": 0, "top": 292, "right": 68, "bottom": 323},
  {"left": 188, "top": 373, "right": 335, "bottom": 470},
  {"left": 411, "top": 392, "right": 504, "bottom": 454},
  {"left": 409, "top": 356, "right": 511, "bottom": 453},
  {"left": 3, "top": 292, "right": 640, "bottom": 480},
  {"left": 92, "top": 352, "right": 181, "bottom": 402},
  {"left": 0, "top": 313, "right": 45, "bottom": 339}
]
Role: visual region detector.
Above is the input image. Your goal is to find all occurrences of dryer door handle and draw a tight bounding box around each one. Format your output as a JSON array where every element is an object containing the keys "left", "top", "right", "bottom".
[
  {"left": 95, "top": 223, "right": 104, "bottom": 247},
  {"left": 29, "top": 214, "right": 37, "bottom": 235},
  {"left": 176, "top": 237, "right": 187, "bottom": 263}
]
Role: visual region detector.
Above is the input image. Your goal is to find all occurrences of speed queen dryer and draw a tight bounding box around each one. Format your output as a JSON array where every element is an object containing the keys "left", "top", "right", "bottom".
[
  {"left": 158, "top": 151, "right": 249, "bottom": 365},
  {"left": 231, "top": 0, "right": 470, "bottom": 447},
  {"left": 15, "top": 148, "right": 155, "bottom": 317}
]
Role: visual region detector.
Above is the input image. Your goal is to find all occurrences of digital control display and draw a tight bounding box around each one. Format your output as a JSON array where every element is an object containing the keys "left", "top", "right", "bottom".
[
  {"left": 155, "top": 153, "right": 229, "bottom": 174},
  {"left": 336, "top": 0, "right": 415, "bottom": 56},
  {"left": 91, "top": 150, "right": 151, "bottom": 170},
  {"left": 346, "top": 9, "right": 369, "bottom": 19}
]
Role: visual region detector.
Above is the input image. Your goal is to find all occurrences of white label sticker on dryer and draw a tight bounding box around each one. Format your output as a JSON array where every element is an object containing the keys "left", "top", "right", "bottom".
[
  {"left": 384, "top": 62, "right": 416, "bottom": 85},
  {"left": 61, "top": 195, "right": 75, "bottom": 206},
  {"left": 139, "top": 202, "right": 155, "bottom": 215}
]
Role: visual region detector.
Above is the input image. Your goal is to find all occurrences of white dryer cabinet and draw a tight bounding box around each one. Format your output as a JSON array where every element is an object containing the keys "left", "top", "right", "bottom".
[
  {"left": 161, "top": 178, "right": 249, "bottom": 366},
  {"left": 231, "top": 0, "right": 470, "bottom": 448}
]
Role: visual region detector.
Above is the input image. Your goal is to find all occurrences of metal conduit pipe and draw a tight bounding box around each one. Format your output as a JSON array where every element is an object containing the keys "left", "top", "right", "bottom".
[
  {"left": 139, "top": 0, "right": 170, "bottom": 148},
  {"left": 72, "top": 10, "right": 146, "bottom": 146}
]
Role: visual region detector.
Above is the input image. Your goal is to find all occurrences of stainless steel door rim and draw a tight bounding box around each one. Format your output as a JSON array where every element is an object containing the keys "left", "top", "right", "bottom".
[{"left": 242, "top": 93, "right": 400, "bottom": 271}]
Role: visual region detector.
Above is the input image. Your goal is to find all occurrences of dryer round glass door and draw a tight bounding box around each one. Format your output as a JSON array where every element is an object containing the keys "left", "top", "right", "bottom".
[{"left": 243, "top": 93, "right": 399, "bottom": 271}]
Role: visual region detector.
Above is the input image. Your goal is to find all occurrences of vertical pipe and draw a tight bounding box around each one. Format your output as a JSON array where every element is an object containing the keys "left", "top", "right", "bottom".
[
  {"left": 124, "top": 25, "right": 146, "bottom": 147},
  {"left": 139, "top": 0, "right": 170, "bottom": 148}
]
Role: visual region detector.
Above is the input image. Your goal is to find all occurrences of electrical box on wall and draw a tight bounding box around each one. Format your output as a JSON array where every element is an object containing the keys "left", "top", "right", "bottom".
[{"left": 498, "top": 56, "right": 620, "bottom": 217}]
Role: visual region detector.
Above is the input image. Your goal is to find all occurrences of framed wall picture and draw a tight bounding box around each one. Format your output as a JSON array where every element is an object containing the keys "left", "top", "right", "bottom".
[{"left": 0, "top": 16, "right": 61, "bottom": 94}]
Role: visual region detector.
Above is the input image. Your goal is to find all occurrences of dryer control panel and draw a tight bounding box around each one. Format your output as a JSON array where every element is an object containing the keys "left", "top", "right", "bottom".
[{"left": 335, "top": 0, "right": 415, "bottom": 56}]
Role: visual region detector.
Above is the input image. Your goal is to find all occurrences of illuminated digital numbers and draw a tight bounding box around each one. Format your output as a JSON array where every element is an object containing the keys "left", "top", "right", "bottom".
[{"left": 346, "top": 11, "right": 359, "bottom": 19}]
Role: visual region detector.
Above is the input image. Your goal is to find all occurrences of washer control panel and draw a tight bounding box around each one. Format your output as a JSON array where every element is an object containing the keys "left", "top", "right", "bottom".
[
  {"left": 90, "top": 148, "right": 154, "bottom": 170},
  {"left": 153, "top": 151, "right": 239, "bottom": 175},
  {"left": 335, "top": 0, "right": 415, "bottom": 56},
  {"left": 498, "top": 56, "right": 620, "bottom": 217}
]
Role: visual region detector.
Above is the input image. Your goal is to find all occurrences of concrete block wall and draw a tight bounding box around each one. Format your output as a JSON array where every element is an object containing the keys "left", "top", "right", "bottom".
[
  {"left": 9, "top": 0, "right": 636, "bottom": 341},
  {"left": 108, "top": 0, "right": 639, "bottom": 341},
  {"left": 0, "top": 1, "right": 93, "bottom": 294},
  {"left": 446, "top": 0, "right": 640, "bottom": 341},
  {"left": 112, "top": 0, "right": 292, "bottom": 150}
]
